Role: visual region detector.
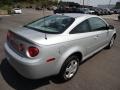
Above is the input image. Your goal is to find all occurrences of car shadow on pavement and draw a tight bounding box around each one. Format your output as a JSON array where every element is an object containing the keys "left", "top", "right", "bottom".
[{"left": 0, "top": 58, "right": 62, "bottom": 90}]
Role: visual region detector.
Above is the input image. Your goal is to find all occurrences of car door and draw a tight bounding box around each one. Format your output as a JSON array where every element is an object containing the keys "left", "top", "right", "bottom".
[
  {"left": 88, "top": 17, "right": 108, "bottom": 52},
  {"left": 69, "top": 19, "right": 99, "bottom": 57}
]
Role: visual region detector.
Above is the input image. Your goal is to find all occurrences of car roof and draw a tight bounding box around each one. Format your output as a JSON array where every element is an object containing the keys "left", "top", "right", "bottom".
[{"left": 56, "top": 13, "right": 97, "bottom": 18}]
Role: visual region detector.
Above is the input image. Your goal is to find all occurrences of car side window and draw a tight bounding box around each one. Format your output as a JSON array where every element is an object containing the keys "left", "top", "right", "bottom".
[
  {"left": 88, "top": 17, "right": 107, "bottom": 31},
  {"left": 70, "top": 20, "right": 90, "bottom": 34}
]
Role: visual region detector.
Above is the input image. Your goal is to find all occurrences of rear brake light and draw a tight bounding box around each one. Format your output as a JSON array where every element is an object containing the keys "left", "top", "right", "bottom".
[{"left": 28, "top": 47, "right": 39, "bottom": 57}]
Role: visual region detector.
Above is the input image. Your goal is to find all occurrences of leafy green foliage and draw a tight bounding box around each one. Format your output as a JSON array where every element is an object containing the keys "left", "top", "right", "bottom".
[
  {"left": 0, "top": 0, "right": 58, "bottom": 10},
  {"left": 114, "top": 2, "right": 120, "bottom": 9}
]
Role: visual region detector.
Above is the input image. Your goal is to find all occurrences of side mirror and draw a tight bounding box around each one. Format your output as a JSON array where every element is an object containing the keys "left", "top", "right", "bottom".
[{"left": 108, "top": 25, "right": 114, "bottom": 29}]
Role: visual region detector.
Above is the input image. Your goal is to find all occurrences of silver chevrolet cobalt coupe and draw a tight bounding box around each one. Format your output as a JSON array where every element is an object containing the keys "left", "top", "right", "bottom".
[{"left": 5, "top": 14, "right": 116, "bottom": 81}]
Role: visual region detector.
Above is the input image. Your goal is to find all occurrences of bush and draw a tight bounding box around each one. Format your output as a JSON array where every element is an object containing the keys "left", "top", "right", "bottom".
[
  {"left": 0, "top": 5, "right": 11, "bottom": 10},
  {"left": 0, "top": 5, "right": 12, "bottom": 14}
]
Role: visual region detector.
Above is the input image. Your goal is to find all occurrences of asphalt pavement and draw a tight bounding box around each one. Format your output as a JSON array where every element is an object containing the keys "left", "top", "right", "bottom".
[{"left": 0, "top": 9, "right": 120, "bottom": 90}]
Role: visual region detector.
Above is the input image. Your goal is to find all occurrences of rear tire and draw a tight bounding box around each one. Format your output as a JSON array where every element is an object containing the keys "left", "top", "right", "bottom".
[{"left": 58, "top": 55, "right": 79, "bottom": 82}]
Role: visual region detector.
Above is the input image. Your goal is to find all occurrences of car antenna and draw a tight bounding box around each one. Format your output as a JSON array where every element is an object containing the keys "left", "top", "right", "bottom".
[{"left": 43, "top": 0, "right": 47, "bottom": 40}]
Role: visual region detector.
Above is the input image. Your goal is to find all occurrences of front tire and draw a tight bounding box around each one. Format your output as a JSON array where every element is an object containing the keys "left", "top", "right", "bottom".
[
  {"left": 58, "top": 55, "right": 79, "bottom": 82},
  {"left": 106, "top": 36, "right": 115, "bottom": 49}
]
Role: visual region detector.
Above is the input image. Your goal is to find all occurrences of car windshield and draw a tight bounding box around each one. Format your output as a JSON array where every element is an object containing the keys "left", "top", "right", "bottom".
[{"left": 24, "top": 15, "right": 75, "bottom": 34}]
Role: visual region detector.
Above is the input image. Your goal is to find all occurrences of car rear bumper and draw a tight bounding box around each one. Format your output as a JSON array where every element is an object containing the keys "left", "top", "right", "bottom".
[{"left": 4, "top": 43, "right": 57, "bottom": 79}]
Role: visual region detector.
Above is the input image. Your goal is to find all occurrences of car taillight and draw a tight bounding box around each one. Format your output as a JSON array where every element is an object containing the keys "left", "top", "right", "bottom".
[{"left": 28, "top": 47, "right": 39, "bottom": 57}]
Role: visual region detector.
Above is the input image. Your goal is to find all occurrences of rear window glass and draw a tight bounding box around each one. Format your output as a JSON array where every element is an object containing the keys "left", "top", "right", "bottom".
[{"left": 25, "top": 15, "right": 75, "bottom": 34}]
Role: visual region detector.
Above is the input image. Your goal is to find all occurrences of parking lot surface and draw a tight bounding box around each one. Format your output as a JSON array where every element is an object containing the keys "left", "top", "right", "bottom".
[{"left": 0, "top": 9, "right": 120, "bottom": 90}]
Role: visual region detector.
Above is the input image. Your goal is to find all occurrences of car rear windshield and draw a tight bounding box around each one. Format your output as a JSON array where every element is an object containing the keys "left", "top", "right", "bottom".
[{"left": 24, "top": 15, "right": 75, "bottom": 34}]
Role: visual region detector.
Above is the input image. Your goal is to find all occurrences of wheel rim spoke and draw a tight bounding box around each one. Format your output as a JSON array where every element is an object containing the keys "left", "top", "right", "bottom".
[
  {"left": 110, "top": 38, "right": 114, "bottom": 47},
  {"left": 65, "top": 60, "right": 78, "bottom": 79}
]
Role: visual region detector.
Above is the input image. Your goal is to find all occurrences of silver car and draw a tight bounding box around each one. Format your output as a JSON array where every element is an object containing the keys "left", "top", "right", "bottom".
[{"left": 4, "top": 14, "right": 116, "bottom": 81}]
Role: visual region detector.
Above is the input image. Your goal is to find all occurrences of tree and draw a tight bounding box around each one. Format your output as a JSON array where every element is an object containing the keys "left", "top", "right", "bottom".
[
  {"left": 0, "top": 0, "right": 14, "bottom": 5},
  {"left": 114, "top": 2, "right": 120, "bottom": 9},
  {"left": 0, "top": 0, "right": 58, "bottom": 7}
]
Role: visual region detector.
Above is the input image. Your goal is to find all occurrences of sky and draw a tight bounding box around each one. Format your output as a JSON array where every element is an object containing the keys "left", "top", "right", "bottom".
[{"left": 61, "top": 0, "right": 120, "bottom": 6}]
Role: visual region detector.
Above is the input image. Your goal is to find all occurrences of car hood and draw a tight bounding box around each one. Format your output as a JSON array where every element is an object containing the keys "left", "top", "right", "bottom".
[{"left": 10, "top": 27, "right": 68, "bottom": 45}]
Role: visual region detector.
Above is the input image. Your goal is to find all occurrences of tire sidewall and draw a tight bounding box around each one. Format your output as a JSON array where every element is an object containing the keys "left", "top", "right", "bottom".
[
  {"left": 59, "top": 55, "right": 79, "bottom": 81},
  {"left": 106, "top": 36, "right": 115, "bottom": 49},
  {"left": 109, "top": 36, "right": 115, "bottom": 48}
]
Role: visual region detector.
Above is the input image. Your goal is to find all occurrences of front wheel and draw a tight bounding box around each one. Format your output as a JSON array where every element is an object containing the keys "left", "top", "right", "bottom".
[
  {"left": 58, "top": 55, "right": 79, "bottom": 82},
  {"left": 106, "top": 36, "right": 115, "bottom": 49}
]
